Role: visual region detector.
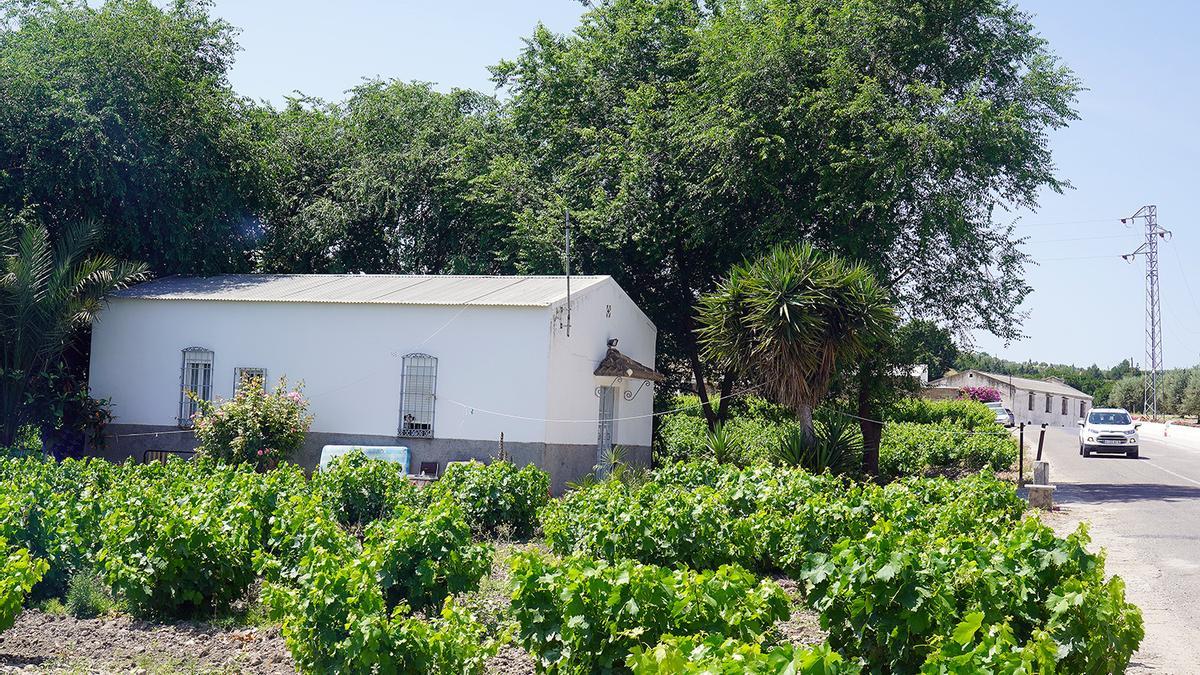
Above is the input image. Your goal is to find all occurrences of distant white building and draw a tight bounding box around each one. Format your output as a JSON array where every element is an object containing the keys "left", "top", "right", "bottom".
[
  {"left": 89, "top": 274, "right": 660, "bottom": 492},
  {"left": 928, "top": 369, "right": 1093, "bottom": 427}
]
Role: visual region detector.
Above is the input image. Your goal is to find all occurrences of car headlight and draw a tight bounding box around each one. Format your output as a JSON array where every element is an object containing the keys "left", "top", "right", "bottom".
[{"left": 1124, "top": 429, "right": 1136, "bottom": 436}]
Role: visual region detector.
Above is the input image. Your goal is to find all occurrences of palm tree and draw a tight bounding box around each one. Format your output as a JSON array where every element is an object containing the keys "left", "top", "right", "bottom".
[
  {"left": 0, "top": 219, "right": 148, "bottom": 446},
  {"left": 697, "top": 243, "right": 895, "bottom": 450}
]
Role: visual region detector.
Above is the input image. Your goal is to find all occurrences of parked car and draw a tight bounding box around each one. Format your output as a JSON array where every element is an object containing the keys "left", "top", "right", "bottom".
[
  {"left": 1078, "top": 407, "right": 1140, "bottom": 458},
  {"left": 984, "top": 401, "right": 1015, "bottom": 427}
]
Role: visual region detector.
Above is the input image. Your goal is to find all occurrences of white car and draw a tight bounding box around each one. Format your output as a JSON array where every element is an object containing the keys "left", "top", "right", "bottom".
[
  {"left": 984, "top": 401, "right": 1015, "bottom": 427},
  {"left": 1078, "top": 408, "right": 1140, "bottom": 458}
]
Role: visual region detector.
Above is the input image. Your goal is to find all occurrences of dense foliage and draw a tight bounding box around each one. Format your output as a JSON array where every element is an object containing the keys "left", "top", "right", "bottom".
[
  {"left": 885, "top": 399, "right": 997, "bottom": 430},
  {"left": 426, "top": 460, "right": 550, "bottom": 539},
  {"left": 878, "top": 422, "right": 1018, "bottom": 479},
  {"left": 510, "top": 552, "right": 790, "bottom": 673},
  {"left": 653, "top": 395, "right": 798, "bottom": 465},
  {"left": 313, "top": 449, "right": 423, "bottom": 529},
  {"left": 541, "top": 463, "right": 1141, "bottom": 672},
  {"left": 0, "top": 538, "right": 46, "bottom": 633},
  {"left": 0, "top": 220, "right": 147, "bottom": 447},
  {"left": 191, "top": 377, "right": 313, "bottom": 470},
  {"left": 628, "top": 636, "right": 852, "bottom": 674}
]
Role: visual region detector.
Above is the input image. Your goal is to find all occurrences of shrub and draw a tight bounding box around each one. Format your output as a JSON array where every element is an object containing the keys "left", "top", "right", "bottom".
[
  {"left": 959, "top": 386, "right": 1002, "bottom": 403},
  {"left": 365, "top": 501, "right": 492, "bottom": 612},
  {"left": 885, "top": 398, "right": 996, "bottom": 430},
  {"left": 803, "top": 517, "right": 1143, "bottom": 672},
  {"left": 63, "top": 569, "right": 113, "bottom": 619},
  {"left": 427, "top": 460, "right": 549, "bottom": 538},
  {"left": 878, "top": 422, "right": 1017, "bottom": 478},
  {"left": 191, "top": 376, "right": 313, "bottom": 470},
  {"left": 264, "top": 549, "right": 498, "bottom": 674},
  {"left": 98, "top": 461, "right": 263, "bottom": 617},
  {"left": 510, "top": 552, "right": 790, "bottom": 673},
  {"left": 628, "top": 636, "right": 853, "bottom": 674},
  {"left": 654, "top": 395, "right": 797, "bottom": 465},
  {"left": 773, "top": 412, "right": 862, "bottom": 475},
  {"left": 256, "top": 493, "right": 357, "bottom": 587},
  {"left": 0, "top": 456, "right": 112, "bottom": 598},
  {"left": 0, "top": 539, "right": 47, "bottom": 633},
  {"left": 314, "top": 449, "right": 425, "bottom": 529}
]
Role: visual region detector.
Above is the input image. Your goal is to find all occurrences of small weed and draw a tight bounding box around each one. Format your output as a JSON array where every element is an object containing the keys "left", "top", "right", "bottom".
[{"left": 64, "top": 569, "right": 114, "bottom": 619}]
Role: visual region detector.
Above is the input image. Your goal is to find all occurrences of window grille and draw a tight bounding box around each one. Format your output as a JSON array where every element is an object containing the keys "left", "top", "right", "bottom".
[
  {"left": 1045, "top": 395, "right": 1052, "bottom": 413},
  {"left": 179, "top": 348, "right": 214, "bottom": 426},
  {"left": 1028, "top": 392, "right": 1034, "bottom": 411},
  {"left": 1062, "top": 397, "right": 1068, "bottom": 415},
  {"left": 1080, "top": 400, "right": 1087, "bottom": 418},
  {"left": 399, "top": 353, "right": 437, "bottom": 438},
  {"left": 234, "top": 367, "right": 266, "bottom": 395}
]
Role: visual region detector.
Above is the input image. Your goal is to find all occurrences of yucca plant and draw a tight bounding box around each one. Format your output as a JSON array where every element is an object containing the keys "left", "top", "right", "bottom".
[
  {"left": 774, "top": 412, "right": 862, "bottom": 475},
  {"left": 704, "top": 422, "right": 744, "bottom": 465},
  {"left": 698, "top": 243, "right": 895, "bottom": 445},
  {"left": 0, "top": 219, "right": 148, "bottom": 446}
]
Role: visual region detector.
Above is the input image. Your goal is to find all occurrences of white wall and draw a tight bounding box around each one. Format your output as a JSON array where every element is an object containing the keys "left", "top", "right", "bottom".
[
  {"left": 543, "top": 278, "right": 657, "bottom": 448},
  {"left": 89, "top": 299, "right": 552, "bottom": 442}
]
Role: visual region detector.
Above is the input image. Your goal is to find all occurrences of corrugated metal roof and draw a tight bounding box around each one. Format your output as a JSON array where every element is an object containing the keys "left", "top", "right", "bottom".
[
  {"left": 112, "top": 274, "right": 609, "bottom": 307},
  {"left": 931, "top": 370, "right": 1093, "bottom": 399}
]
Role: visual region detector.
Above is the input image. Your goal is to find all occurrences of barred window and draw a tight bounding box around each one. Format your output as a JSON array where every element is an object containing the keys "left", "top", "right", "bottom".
[
  {"left": 1062, "top": 397, "right": 1068, "bottom": 415},
  {"left": 180, "top": 348, "right": 214, "bottom": 426},
  {"left": 234, "top": 367, "right": 266, "bottom": 395},
  {"left": 399, "top": 353, "right": 437, "bottom": 438},
  {"left": 1080, "top": 400, "right": 1087, "bottom": 418},
  {"left": 1028, "top": 392, "right": 1034, "bottom": 411},
  {"left": 1045, "top": 395, "right": 1052, "bottom": 413}
]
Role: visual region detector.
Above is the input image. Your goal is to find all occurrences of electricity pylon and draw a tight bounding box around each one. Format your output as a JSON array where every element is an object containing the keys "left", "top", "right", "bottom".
[{"left": 1122, "top": 205, "right": 1171, "bottom": 420}]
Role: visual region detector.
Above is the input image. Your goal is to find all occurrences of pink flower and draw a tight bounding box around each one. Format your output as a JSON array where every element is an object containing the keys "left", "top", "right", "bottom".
[
  {"left": 257, "top": 449, "right": 264, "bottom": 456},
  {"left": 287, "top": 391, "right": 304, "bottom": 404}
]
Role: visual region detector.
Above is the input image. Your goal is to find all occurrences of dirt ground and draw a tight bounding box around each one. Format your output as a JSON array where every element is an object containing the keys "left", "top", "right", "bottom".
[
  {"left": 0, "top": 611, "right": 293, "bottom": 674},
  {"left": 0, "top": 550, "right": 827, "bottom": 674}
]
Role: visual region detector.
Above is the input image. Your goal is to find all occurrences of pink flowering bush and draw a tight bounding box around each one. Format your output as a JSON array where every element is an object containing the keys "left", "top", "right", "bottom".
[
  {"left": 191, "top": 377, "right": 313, "bottom": 471},
  {"left": 959, "top": 386, "right": 1001, "bottom": 403}
]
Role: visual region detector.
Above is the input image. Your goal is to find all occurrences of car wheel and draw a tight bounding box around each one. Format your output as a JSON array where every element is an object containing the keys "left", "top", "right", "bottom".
[
  {"left": 1079, "top": 443, "right": 1084, "bottom": 456},
  {"left": 1083, "top": 446, "right": 1091, "bottom": 457},
  {"left": 1127, "top": 449, "right": 1139, "bottom": 459}
]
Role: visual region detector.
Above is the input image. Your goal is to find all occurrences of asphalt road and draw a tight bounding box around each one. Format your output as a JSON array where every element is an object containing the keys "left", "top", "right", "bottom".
[{"left": 1033, "top": 425, "right": 1200, "bottom": 673}]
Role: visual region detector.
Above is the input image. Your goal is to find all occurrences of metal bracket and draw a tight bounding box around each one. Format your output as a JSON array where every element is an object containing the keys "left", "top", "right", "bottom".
[
  {"left": 595, "top": 378, "right": 624, "bottom": 397},
  {"left": 624, "top": 379, "right": 650, "bottom": 401}
]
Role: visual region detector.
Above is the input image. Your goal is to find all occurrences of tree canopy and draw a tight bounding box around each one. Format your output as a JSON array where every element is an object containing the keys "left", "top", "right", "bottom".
[{"left": 0, "top": 0, "right": 1084, "bottom": 433}]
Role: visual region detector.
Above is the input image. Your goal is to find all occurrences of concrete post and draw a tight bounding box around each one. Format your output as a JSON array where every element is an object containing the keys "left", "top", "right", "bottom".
[{"left": 1032, "top": 460, "right": 1050, "bottom": 486}]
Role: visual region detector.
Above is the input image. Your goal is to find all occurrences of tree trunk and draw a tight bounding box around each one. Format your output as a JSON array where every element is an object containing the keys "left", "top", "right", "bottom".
[
  {"left": 797, "top": 402, "right": 816, "bottom": 448},
  {"left": 715, "top": 371, "right": 735, "bottom": 423},
  {"left": 858, "top": 368, "right": 882, "bottom": 477}
]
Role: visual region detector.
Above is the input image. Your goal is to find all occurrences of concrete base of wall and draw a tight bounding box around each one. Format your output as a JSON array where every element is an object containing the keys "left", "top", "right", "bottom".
[{"left": 98, "top": 425, "right": 649, "bottom": 495}]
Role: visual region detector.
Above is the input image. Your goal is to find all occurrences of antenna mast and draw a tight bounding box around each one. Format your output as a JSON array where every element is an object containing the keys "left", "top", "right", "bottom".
[
  {"left": 1121, "top": 205, "right": 1171, "bottom": 419},
  {"left": 564, "top": 208, "right": 572, "bottom": 337}
]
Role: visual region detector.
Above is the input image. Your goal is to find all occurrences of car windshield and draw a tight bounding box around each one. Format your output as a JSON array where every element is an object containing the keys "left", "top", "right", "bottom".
[
  {"left": 985, "top": 402, "right": 1004, "bottom": 409},
  {"left": 1088, "top": 412, "right": 1131, "bottom": 425}
]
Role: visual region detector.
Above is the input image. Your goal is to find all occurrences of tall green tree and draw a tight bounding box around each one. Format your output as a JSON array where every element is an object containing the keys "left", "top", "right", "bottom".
[
  {"left": 489, "top": 0, "right": 1079, "bottom": 428},
  {"left": 697, "top": 243, "right": 895, "bottom": 447},
  {"left": 0, "top": 219, "right": 147, "bottom": 446},
  {"left": 259, "top": 82, "right": 509, "bottom": 274},
  {"left": 0, "top": 0, "right": 272, "bottom": 274}
]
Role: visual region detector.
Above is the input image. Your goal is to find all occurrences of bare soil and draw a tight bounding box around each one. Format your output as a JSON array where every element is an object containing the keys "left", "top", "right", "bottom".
[
  {"left": 0, "top": 543, "right": 826, "bottom": 674},
  {"left": 0, "top": 610, "right": 292, "bottom": 674}
]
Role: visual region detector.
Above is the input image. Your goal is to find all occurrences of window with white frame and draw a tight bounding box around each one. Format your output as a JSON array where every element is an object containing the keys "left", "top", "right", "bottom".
[
  {"left": 234, "top": 367, "right": 266, "bottom": 395},
  {"left": 179, "top": 348, "right": 214, "bottom": 426},
  {"left": 398, "top": 353, "right": 437, "bottom": 438}
]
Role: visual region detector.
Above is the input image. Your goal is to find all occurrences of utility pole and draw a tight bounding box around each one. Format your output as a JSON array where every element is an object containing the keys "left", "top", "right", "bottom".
[{"left": 1122, "top": 205, "right": 1171, "bottom": 420}]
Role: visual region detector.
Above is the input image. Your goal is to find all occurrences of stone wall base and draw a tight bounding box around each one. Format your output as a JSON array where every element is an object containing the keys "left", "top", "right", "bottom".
[{"left": 96, "top": 425, "right": 649, "bottom": 495}]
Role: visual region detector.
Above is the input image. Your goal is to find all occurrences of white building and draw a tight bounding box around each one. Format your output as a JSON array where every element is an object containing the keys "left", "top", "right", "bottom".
[
  {"left": 927, "top": 369, "right": 1093, "bottom": 427},
  {"left": 89, "top": 274, "right": 660, "bottom": 492}
]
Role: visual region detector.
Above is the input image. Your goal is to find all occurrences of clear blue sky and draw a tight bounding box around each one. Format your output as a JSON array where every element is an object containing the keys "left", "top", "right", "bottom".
[{"left": 211, "top": 0, "right": 1200, "bottom": 370}]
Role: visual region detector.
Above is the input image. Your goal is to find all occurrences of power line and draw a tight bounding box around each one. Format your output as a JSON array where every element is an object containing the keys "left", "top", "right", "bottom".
[
  {"left": 1022, "top": 233, "right": 1140, "bottom": 245},
  {"left": 1035, "top": 254, "right": 1126, "bottom": 262},
  {"left": 1010, "top": 217, "right": 1127, "bottom": 229}
]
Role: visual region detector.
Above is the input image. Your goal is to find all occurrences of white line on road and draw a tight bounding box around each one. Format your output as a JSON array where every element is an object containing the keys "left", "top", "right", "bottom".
[{"left": 1142, "top": 459, "right": 1200, "bottom": 488}]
